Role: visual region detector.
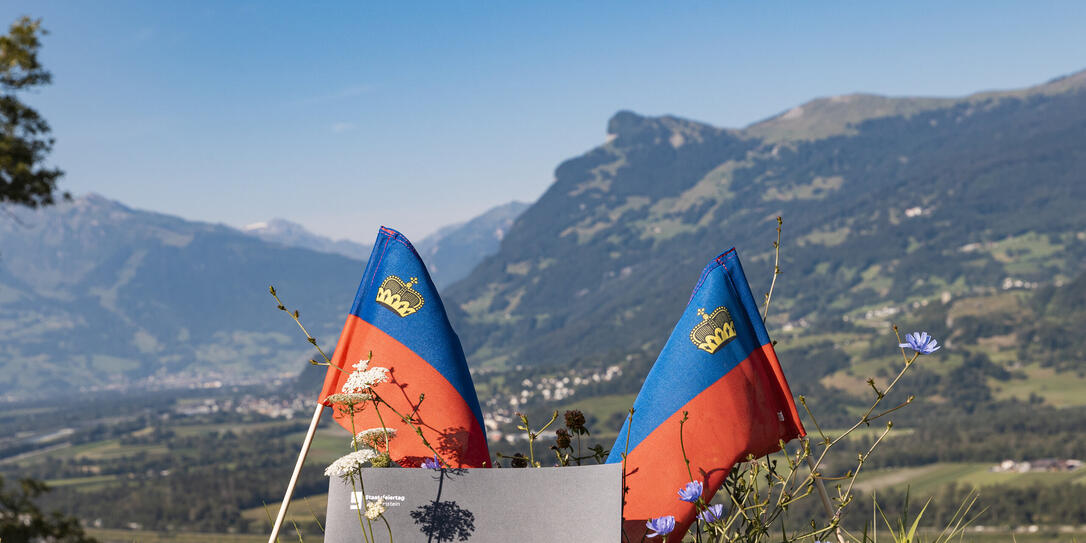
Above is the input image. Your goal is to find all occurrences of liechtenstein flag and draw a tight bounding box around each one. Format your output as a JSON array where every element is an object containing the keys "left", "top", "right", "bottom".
[
  {"left": 319, "top": 226, "right": 490, "bottom": 468},
  {"left": 607, "top": 248, "right": 805, "bottom": 539}
]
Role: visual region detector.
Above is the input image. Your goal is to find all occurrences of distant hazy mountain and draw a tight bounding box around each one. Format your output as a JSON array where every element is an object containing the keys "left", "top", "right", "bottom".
[
  {"left": 241, "top": 218, "right": 372, "bottom": 261},
  {"left": 0, "top": 195, "right": 362, "bottom": 398},
  {"left": 414, "top": 201, "right": 529, "bottom": 287},
  {"left": 241, "top": 201, "right": 528, "bottom": 287},
  {"left": 0, "top": 195, "right": 529, "bottom": 398}
]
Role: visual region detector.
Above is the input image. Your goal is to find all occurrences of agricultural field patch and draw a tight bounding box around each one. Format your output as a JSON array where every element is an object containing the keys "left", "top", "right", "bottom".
[
  {"left": 855, "top": 462, "right": 1085, "bottom": 496},
  {"left": 991, "top": 364, "right": 1086, "bottom": 407}
]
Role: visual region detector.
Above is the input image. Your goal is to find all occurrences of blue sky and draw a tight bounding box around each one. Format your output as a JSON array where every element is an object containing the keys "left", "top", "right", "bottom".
[{"left": 3, "top": 1, "right": 1085, "bottom": 242}]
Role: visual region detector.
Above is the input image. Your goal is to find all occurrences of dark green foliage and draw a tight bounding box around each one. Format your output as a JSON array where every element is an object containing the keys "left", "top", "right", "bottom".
[
  {"left": 776, "top": 341, "right": 859, "bottom": 421},
  {"left": 0, "top": 16, "right": 65, "bottom": 208},
  {"left": 929, "top": 483, "right": 1086, "bottom": 526},
  {"left": 23, "top": 419, "right": 325, "bottom": 533},
  {"left": 782, "top": 482, "right": 1086, "bottom": 531},
  {"left": 1019, "top": 271, "right": 1086, "bottom": 371},
  {"left": 0, "top": 476, "right": 97, "bottom": 543},
  {"left": 839, "top": 404, "right": 1086, "bottom": 469}
]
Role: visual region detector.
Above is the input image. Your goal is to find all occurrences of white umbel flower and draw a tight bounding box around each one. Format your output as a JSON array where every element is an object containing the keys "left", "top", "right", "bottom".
[
  {"left": 324, "top": 447, "right": 379, "bottom": 479},
  {"left": 325, "top": 392, "right": 373, "bottom": 406},
  {"left": 342, "top": 359, "right": 390, "bottom": 393},
  {"left": 364, "top": 497, "right": 386, "bottom": 520},
  {"left": 352, "top": 427, "right": 397, "bottom": 449}
]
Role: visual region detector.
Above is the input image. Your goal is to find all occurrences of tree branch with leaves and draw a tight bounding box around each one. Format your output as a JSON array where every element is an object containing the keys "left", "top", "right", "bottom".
[{"left": 0, "top": 16, "right": 65, "bottom": 209}]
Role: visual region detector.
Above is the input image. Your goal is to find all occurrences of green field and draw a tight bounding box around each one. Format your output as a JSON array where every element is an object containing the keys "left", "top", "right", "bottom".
[
  {"left": 240, "top": 493, "right": 329, "bottom": 532},
  {"left": 87, "top": 528, "right": 323, "bottom": 543},
  {"left": 819, "top": 426, "right": 916, "bottom": 442},
  {"left": 171, "top": 419, "right": 299, "bottom": 437},
  {"left": 991, "top": 363, "right": 1086, "bottom": 408},
  {"left": 856, "top": 462, "right": 1086, "bottom": 495},
  {"left": 286, "top": 424, "right": 353, "bottom": 465},
  {"left": 45, "top": 473, "right": 119, "bottom": 489}
]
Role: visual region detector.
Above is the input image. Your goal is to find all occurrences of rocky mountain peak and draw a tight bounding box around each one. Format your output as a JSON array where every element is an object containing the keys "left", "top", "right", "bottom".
[{"left": 606, "top": 110, "right": 723, "bottom": 149}]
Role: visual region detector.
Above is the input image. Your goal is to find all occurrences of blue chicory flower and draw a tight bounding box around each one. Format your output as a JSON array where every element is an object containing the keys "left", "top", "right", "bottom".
[
  {"left": 697, "top": 503, "right": 724, "bottom": 523},
  {"left": 421, "top": 455, "right": 441, "bottom": 469},
  {"left": 678, "top": 480, "right": 703, "bottom": 503},
  {"left": 899, "top": 331, "right": 941, "bottom": 354},
  {"left": 646, "top": 515, "right": 675, "bottom": 538}
]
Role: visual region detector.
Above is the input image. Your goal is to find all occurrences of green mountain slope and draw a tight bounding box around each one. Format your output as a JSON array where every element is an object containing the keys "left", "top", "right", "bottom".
[
  {"left": 0, "top": 195, "right": 365, "bottom": 397},
  {"left": 446, "top": 69, "right": 1086, "bottom": 387}
]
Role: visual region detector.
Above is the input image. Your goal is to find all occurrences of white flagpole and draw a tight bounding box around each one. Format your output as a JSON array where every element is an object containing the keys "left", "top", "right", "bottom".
[
  {"left": 804, "top": 440, "right": 846, "bottom": 543},
  {"left": 268, "top": 402, "right": 325, "bottom": 543}
]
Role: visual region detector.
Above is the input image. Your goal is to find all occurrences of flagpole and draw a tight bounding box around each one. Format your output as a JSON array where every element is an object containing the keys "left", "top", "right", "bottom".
[
  {"left": 268, "top": 402, "right": 325, "bottom": 543},
  {"left": 804, "top": 439, "right": 846, "bottom": 543}
]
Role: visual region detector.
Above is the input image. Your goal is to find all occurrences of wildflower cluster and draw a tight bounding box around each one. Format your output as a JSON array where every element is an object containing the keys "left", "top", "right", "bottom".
[
  {"left": 353, "top": 427, "right": 397, "bottom": 451},
  {"left": 323, "top": 392, "right": 373, "bottom": 405},
  {"left": 342, "top": 360, "right": 391, "bottom": 394},
  {"left": 324, "top": 448, "right": 381, "bottom": 479},
  {"left": 270, "top": 219, "right": 965, "bottom": 543},
  {"left": 635, "top": 329, "right": 946, "bottom": 543},
  {"left": 363, "top": 497, "right": 386, "bottom": 521},
  {"left": 323, "top": 358, "right": 397, "bottom": 542},
  {"left": 271, "top": 288, "right": 463, "bottom": 542}
]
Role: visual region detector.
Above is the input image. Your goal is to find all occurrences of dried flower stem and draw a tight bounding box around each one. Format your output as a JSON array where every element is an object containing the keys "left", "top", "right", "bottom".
[
  {"left": 268, "top": 286, "right": 342, "bottom": 373},
  {"left": 370, "top": 398, "right": 393, "bottom": 457},
  {"left": 381, "top": 514, "right": 395, "bottom": 543},
  {"left": 348, "top": 412, "right": 378, "bottom": 541},
  {"left": 833, "top": 421, "right": 893, "bottom": 519},
  {"left": 518, "top": 411, "right": 558, "bottom": 467},
  {"left": 678, "top": 411, "right": 706, "bottom": 543},
  {"left": 620, "top": 408, "right": 634, "bottom": 543},
  {"left": 893, "top": 324, "right": 910, "bottom": 365},
  {"left": 762, "top": 216, "right": 783, "bottom": 324},
  {"left": 791, "top": 334, "right": 920, "bottom": 540},
  {"left": 827, "top": 351, "right": 918, "bottom": 448},
  {"left": 371, "top": 391, "right": 449, "bottom": 467},
  {"left": 679, "top": 411, "right": 695, "bottom": 483},
  {"left": 346, "top": 411, "right": 376, "bottom": 542}
]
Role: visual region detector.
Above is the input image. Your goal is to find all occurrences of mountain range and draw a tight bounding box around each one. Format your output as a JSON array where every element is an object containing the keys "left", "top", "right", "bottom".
[
  {"left": 2, "top": 68, "right": 1085, "bottom": 409},
  {"left": 241, "top": 218, "right": 372, "bottom": 261},
  {"left": 442, "top": 69, "right": 1086, "bottom": 421},
  {"left": 0, "top": 196, "right": 524, "bottom": 398},
  {"left": 238, "top": 201, "right": 526, "bottom": 287}
]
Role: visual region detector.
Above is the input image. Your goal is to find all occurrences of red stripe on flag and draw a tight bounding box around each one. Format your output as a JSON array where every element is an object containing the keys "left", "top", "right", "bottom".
[
  {"left": 621, "top": 343, "right": 804, "bottom": 539},
  {"left": 319, "top": 315, "right": 491, "bottom": 468}
]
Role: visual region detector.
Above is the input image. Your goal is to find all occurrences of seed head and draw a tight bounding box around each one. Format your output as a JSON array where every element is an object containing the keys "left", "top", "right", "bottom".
[
  {"left": 555, "top": 428, "right": 572, "bottom": 449},
  {"left": 564, "top": 410, "right": 586, "bottom": 432}
]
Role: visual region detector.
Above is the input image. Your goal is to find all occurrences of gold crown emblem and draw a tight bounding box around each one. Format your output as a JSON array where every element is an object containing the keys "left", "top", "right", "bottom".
[
  {"left": 375, "top": 275, "right": 424, "bottom": 317},
  {"left": 690, "top": 306, "right": 737, "bottom": 354}
]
